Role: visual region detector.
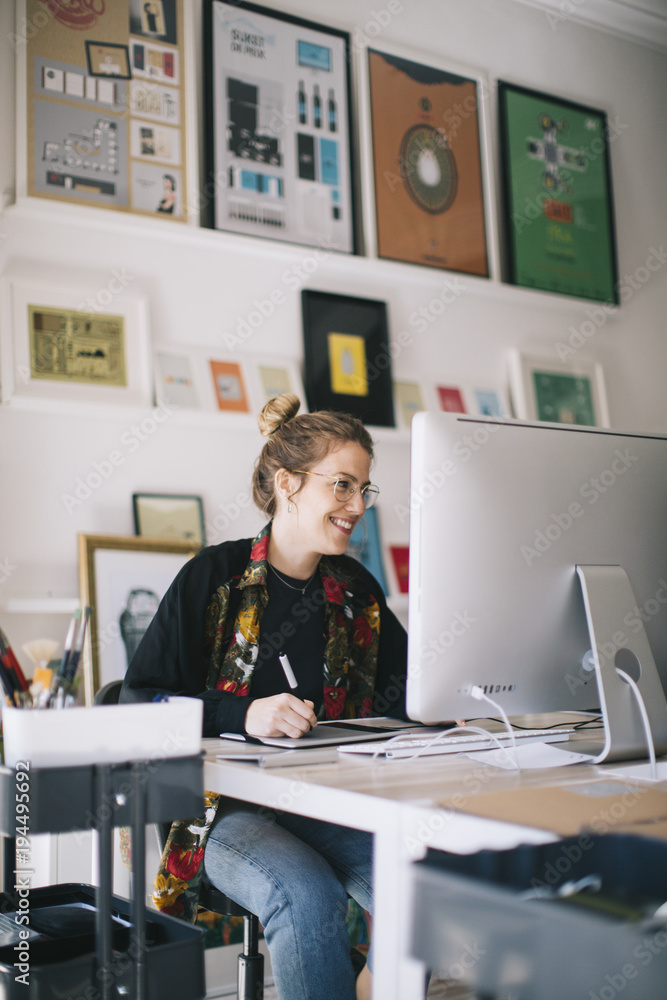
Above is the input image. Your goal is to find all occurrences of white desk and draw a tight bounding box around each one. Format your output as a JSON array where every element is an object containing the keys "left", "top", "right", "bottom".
[{"left": 203, "top": 718, "right": 606, "bottom": 1000}]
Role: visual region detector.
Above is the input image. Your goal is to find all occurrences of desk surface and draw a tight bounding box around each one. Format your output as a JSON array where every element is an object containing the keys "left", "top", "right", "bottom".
[
  {"left": 204, "top": 713, "right": 606, "bottom": 837},
  {"left": 202, "top": 714, "right": 615, "bottom": 1000}
]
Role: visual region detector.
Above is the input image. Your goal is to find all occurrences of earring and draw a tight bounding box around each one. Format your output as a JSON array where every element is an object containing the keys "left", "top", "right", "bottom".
[{"left": 288, "top": 502, "right": 293, "bottom": 514}]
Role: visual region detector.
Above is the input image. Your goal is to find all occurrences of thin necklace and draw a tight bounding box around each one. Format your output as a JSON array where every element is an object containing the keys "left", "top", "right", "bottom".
[{"left": 268, "top": 561, "right": 317, "bottom": 595}]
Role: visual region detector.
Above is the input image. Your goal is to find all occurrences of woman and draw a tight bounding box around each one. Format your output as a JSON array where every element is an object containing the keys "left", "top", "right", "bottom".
[
  {"left": 121, "top": 394, "right": 408, "bottom": 1000},
  {"left": 156, "top": 174, "right": 176, "bottom": 214}
]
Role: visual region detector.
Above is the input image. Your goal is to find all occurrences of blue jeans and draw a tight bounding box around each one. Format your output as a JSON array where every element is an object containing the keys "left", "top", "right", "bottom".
[{"left": 204, "top": 799, "right": 373, "bottom": 1000}]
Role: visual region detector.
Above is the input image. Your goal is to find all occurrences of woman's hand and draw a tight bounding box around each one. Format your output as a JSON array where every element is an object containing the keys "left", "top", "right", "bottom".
[{"left": 245, "top": 694, "right": 318, "bottom": 738}]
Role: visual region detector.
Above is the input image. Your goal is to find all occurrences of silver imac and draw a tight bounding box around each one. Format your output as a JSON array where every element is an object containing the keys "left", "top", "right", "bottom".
[{"left": 406, "top": 411, "right": 667, "bottom": 763}]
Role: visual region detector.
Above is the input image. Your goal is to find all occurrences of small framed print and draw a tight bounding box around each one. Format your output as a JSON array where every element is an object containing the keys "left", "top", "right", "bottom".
[
  {"left": 394, "top": 380, "right": 427, "bottom": 430},
  {"left": 508, "top": 350, "right": 610, "bottom": 427},
  {"left": 0, "top": 278, "right": 152, "bottom": 408},
  {"left": 154, "top": 350, "right": 200, "bottom": 409},
  {"left": 302, "top": 290, "right": 395, "bottom": 427},
  {"left": 85, "top": 42, "right": 132, "bottom": 80},
  {"left": 78, "top": 533, "right": 199, "bottom": 703},
  {"left": 347, "top": 507, "right": 389, "bottom": 596},
  {"left": 469, "top": 386, "right": 510, "bottom": 418},
  {"left": 436, "top": 385, "right": 467, "bottom": 414},
  {"left": 388, "top": 545, "right": 410, "bottom": 595},
  {"left": 133, "top": 493, "right": 206, "bottom": 545},
  {"left": 249, "top": 356, "right": 307, "bottom": 409},
  {"left": 209, "top": 358, "right": 251, "bottom": 413}
]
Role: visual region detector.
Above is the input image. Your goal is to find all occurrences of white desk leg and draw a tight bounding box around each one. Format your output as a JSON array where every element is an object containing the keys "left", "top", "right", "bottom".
[{"left": 372, "top": 807, "right": 426, "bottom": 1000}]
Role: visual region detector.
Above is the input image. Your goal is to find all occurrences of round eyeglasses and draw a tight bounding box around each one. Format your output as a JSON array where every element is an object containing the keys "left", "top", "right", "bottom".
[{"left": 291, "top": 470, "right": 380, "bottom": 508}]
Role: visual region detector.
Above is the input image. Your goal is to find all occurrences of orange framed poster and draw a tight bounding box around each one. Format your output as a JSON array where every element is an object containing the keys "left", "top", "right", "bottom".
[
  {"left": 367, "top": 48, "right": 489, "bottom": 276},
  {"left": 209, "top": 359, "right": 251, "bottom": 413}
]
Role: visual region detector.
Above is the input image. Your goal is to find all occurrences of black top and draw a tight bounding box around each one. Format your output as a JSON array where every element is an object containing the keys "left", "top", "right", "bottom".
[
  {"left": 120, "top": 536, "right": 408, "bottom": 737},
  {"left": 250, "top": 568, "right": 325, "bottom": 710}
]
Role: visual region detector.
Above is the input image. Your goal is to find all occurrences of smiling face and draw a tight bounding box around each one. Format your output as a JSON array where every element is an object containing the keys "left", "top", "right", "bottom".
[{"left": 281, "top": 440, "right": 371, "bottom": 563}]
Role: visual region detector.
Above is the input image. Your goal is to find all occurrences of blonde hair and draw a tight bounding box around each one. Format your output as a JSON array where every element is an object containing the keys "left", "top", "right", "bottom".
[{"left": 252, "top": 394, "right": 375, "bottom": 518}]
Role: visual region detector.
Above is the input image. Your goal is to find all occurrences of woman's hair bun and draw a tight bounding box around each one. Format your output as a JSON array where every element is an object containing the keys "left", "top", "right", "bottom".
[{"left": 257, "top": 393, "right": 301, "bottom": 437}]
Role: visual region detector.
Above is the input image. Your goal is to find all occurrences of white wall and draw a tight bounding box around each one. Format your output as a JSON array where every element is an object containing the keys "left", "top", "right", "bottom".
[{"left": 1, "top": 0, "right": 666, "bottom": 676}]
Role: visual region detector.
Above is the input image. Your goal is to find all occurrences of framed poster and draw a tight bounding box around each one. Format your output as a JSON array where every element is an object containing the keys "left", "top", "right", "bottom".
[
  {"left": 209, "top": 358, "right": 251, "bottom": 413},
  {"left": 347, "top": 507, "right": 389, "bottom": 597},
  {"left": 0, "top": 277, "right": 152, "bottom": 407},
  {"left": 388, "top": 545, "right": 409, "bottom": 595},
  {"left": 436, "top": 385, "right": 467, "bottom": 414},
  {"left": 247, "top": 355, "right": 307, "bottom": 409},
  {"left": 393, "top": 380, "right": 427, "bottom": 430},
  {"left": 21, "top": 0, "right": 190, "bottom": 221},
  {"left": 154, "top": 349, "right": 200, "bottom": 409},
  {"left": 78, "top": 533, "right": 199, "bottom": 703},
  {"left": 470, "top": 385, "right": 509, "bottom": 418},
  {"left": 498, "top": 81, "right": 618, "bottom": 303},
  {"left": 204, "top": 0, "right": 356, "bottom": 252},
  {"left": 302, "top": 290, "right": 395, "bottom": 427},
  {"left": 508, "top": 351, "right": 610, "bottom": 427},
  {"left": 133, "top": 492, "right": 206, "bottom": 545},
  {"left": 367, "top": 47, "right": 489, "bottom": 276}
]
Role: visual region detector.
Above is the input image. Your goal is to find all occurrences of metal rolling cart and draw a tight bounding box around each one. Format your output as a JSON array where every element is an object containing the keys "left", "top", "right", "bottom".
[{"left": 0, "top": 754, "right": 206, "bottom": 1000}]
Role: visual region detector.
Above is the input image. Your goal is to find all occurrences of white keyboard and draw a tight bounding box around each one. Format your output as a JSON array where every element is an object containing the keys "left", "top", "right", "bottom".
[{"left": 338, "top": 726, "right": 576, "bottom": 759}]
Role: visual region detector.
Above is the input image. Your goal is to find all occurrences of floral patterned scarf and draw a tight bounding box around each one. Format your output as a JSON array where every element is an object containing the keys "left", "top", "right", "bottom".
[{"left": 154, "top": 523, "right": 381, "bottom": 921}]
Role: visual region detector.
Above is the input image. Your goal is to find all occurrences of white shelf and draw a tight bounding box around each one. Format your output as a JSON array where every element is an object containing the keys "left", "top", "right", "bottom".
[
  {"left": 2, "top": 199, "right": 617, "bottom": 315},
  {"left": 1, "top": 598, "right": 80, "bottom": 614},
  {"left": 0, "top": 391, "right": 413, "bottom": 441}
]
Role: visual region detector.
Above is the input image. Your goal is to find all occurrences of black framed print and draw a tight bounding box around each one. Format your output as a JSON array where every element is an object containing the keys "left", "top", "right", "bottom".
[
  {"left": 301, "top": 290, "right": 395, "bottom": 427},
  {"left": 203, "top": 0, "right": 356, "bottom": 252},
  {"left": 498, "top": 81, "right": 618, "bottom": 303}
]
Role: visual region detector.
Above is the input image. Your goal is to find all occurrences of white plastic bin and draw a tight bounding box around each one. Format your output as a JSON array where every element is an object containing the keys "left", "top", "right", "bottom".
[{"left": 1, "top": 698, "right": 202, "bottom": 768}]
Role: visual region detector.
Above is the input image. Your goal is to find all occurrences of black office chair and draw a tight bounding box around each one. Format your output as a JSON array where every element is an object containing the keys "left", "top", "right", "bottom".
[{"left": 93, "top": 681, "right": 264, "bottom": 1000}]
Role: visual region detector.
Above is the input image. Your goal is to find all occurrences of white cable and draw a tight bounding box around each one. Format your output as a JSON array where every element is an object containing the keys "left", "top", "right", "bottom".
[
  {"left": 372, "top": 724, "right": 520, "bottom": 770},
  {"left": 616, "top": 668, "right": 657, "bottom": 780},
  {"left": 470, "top": 686, "right": 517, "bottom": 753}
]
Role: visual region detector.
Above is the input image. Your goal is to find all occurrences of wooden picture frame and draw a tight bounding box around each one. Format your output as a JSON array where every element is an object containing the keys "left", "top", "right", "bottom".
[
  {"left": 301, "top": 289, "right": 395, "bottom": 427},
  {"left": 203, "top": 0, "right": 356, "bottom": 252},
  {"left": 133, "top": 492, "right": 206, "bottom": 545},
  {"left": 78, "top": 533, "right": 199, "bottom": 703}
]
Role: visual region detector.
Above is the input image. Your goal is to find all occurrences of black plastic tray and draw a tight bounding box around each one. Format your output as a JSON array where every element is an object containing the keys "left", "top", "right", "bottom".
[
  {"left": 411, "top": 833, "right": 667, "bottom": 1000},
  {"left": 0, "top": 883, "right": 205, "bottom": 1000}
]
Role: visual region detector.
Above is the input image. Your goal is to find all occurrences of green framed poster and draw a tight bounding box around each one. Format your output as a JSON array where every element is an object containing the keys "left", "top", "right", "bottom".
[{"left": 498, "top": 82, "right": 618, "bottom": 304}]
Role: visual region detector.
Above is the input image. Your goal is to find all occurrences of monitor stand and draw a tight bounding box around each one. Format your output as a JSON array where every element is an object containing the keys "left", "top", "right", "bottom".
[{"left": 572, "top": 565, "right": 667, "bottom": 764}]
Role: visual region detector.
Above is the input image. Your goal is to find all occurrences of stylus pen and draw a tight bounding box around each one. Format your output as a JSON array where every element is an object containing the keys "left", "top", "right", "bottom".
[{"left": 278, "top": 652, "right": 299, "bottom": 695}]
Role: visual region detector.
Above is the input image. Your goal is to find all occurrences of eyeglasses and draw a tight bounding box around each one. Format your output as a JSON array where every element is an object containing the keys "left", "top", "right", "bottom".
[{"left": 291, "top": 470, "right": 380, "bottom": 508}]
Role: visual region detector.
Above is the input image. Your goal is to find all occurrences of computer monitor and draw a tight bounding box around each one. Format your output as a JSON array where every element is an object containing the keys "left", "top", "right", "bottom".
[{"left": 406, "top": 411, "right": 667, "bottom": 763}]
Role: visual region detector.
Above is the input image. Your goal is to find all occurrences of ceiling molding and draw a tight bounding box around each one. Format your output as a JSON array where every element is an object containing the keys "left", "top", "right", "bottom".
[{"left": 511, "top": 0, "right": 667, "bottom": 53}]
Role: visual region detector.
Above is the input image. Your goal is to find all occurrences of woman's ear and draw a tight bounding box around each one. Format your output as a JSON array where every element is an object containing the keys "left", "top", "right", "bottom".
[{"left": 274, "top": 468, "right": 297, "bottom": 505}]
